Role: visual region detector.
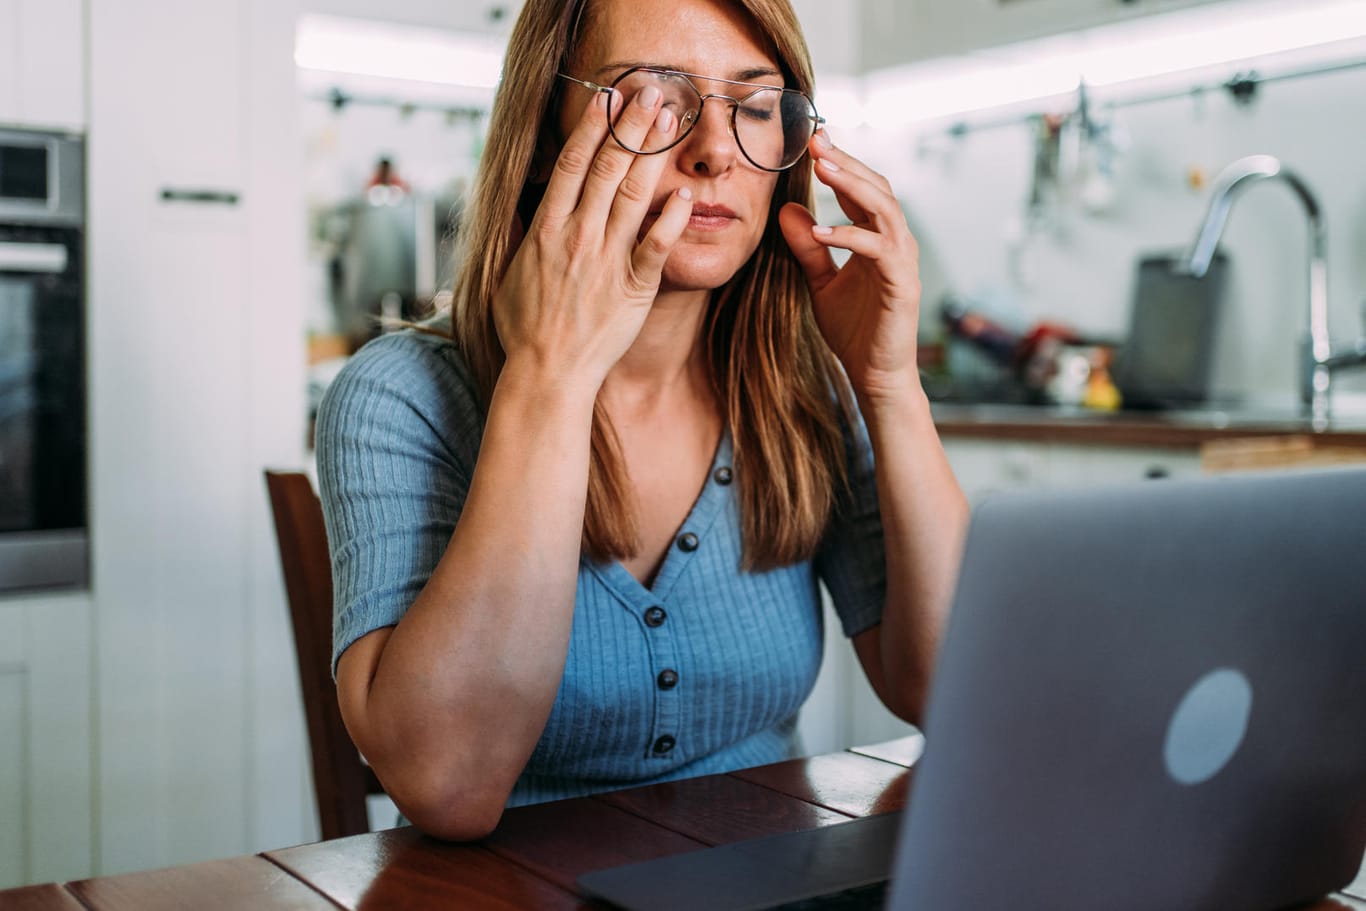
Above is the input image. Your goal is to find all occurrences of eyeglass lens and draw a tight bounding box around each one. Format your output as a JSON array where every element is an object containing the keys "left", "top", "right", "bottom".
[{"left": 607, "top": 70, "right": 816, "bottom": 171}]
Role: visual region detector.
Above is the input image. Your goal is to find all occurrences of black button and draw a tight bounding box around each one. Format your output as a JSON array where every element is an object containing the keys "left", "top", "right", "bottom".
[
  {"left": 677, "top": 532, "right": 699, "bottom": 552},
  {"left": 653, "top": 735, "right": 676, "bottom": 754},
  {"left": 713, "top": 466, "right": 733, "bottom": 485},
  {"left": 644, "top": 606, "right": 667, "bottom": 628},
  {"left": 657, "top": 669, "right": 679, "bottom": 690}
]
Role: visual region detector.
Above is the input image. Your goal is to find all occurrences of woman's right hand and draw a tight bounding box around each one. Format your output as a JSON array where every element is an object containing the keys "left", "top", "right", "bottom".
[{"left": 493, "top": 85, "right": 695, "bottom": 389}]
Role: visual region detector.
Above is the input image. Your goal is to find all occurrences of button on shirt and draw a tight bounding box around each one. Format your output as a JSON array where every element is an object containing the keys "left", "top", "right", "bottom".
[{"left": 317, "top": 330, "right": 888, "bottom": 807}]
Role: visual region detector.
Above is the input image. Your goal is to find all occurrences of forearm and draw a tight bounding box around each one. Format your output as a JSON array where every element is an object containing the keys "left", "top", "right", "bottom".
[
  {"left": 860, "top": 383, "right": 970, "bottom": 721},
  {"left": 347, "top": 359, "right": 599, "bottom": 834}
]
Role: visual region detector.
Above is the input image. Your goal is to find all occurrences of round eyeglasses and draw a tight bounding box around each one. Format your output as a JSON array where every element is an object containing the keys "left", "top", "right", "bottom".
[{"left": 558, "top": 66, "right": 824, "bottom": 172}]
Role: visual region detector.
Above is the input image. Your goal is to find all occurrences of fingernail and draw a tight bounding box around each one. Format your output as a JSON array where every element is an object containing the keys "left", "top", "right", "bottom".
[
  {"left": 595, "top": 91, "right": 610, "bottom": 111},
  {"left": 812, "top": 225, "right": 833, "bottom": 236},
  {"left": 678, "top": 187, "right": 693, "bottom": 201},
  {"left": 636, "top": 84, "right": 661, "bottom": 108},
  {"left": 819, "top": 158, "right": 841, "bottom": 173},
  {"left": 656, "top": 107, "right": 674, "bottom": 133},
  {"left": 816, "top": 129, "right": 833, "bottom": 149}
]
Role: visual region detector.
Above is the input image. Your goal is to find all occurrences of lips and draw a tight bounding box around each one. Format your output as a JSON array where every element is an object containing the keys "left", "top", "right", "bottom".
[
  {"left": 689, "top": 203, "right": 736, "bottom": 219},
  {"left": 685, "top": 201, "right": 737, "bottom": 232},
  {"left": 641, "top": 200, "right": 738, "bottom": 235}
]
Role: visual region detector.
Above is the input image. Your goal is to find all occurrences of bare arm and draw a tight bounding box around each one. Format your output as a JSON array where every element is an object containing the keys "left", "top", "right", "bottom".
[
  {"left": 333, "top": 86, "right": 692, "bottom": 841},
  {"left": 851, "top": 389, "right": 968, "bottom": 724},
  {"left": 780, "top": 132, "right": 968, "bottom": 724},
  {"left": 335, "top": 368, "right": 596, "bottom": 841}
]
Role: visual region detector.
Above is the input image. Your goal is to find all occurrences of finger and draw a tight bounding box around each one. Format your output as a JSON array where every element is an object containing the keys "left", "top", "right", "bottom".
[
  {"left": 810, "top": 130, "right": 895, "bottom": 198},
  {"left": 808, "top": 222, "right": 892, "bottom": 261},
  {"left": 605, "top": 105, "right": 682, "bottom": 245},
  {"left": 575, "top": 82, "right": 668, "bottom": 225},
  {"left": 630, "top": 187, "right": 694, "bottom": 286},
  {"left": 814, "top": 157, "right": 892, "bottom": 230},
  {"left": 778, "top": 202, "right": 839, "bottom": 294},
  {"left": 538, "top": 90, "right": 615, "bottom": 223},
  {"left": 814, "top": 158, "right": 919, "bottom": 259}
]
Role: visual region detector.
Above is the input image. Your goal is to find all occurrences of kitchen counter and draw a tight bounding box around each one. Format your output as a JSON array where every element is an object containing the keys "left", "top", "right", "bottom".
[{"left": 930, "top": 403, "right": 1366, "bottom": 448}]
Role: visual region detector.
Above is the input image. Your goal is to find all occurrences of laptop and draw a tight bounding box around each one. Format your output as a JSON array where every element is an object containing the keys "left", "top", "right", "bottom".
[{"left": 578, "top": 466, "right": 1366, "bottom": 911}]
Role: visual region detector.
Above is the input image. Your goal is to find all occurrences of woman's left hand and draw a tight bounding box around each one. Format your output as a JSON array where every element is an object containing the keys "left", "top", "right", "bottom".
[{"left": 778, "top": 132, "right": 923, "bottom": 407}]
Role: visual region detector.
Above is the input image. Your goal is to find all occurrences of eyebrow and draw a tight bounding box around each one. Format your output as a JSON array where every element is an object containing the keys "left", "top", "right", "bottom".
[{"left": 594, "top": 61, "right": 784, "bottom": 83}]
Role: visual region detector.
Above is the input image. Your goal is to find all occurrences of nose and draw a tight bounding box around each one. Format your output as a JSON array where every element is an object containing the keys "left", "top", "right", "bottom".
[{"left": 676, "top": 95, "right": 737, "bottom": 177}]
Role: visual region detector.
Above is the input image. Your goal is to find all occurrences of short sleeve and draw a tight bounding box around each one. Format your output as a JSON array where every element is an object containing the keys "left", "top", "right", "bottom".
[
  {"left": 314, "top": 331, "right": 484, "bottom": 675},
  {"left": 814, "top": 401, "right": 887, "bottom": 638}
]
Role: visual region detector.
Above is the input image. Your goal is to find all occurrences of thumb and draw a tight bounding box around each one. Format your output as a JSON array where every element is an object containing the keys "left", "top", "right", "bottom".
[{"left": 779, "top": 202, "right": 839, "bottom": 294}]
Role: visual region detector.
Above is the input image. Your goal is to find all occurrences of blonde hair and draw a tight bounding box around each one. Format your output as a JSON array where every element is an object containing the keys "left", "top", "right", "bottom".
[{"left": 451, "top": 0, "right": 852, "bottom": 570}]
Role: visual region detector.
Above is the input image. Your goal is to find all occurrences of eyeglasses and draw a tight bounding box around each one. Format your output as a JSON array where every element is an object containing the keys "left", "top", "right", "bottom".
[{"left": 557, "top": 66, "right": 824, "bottom": 172}]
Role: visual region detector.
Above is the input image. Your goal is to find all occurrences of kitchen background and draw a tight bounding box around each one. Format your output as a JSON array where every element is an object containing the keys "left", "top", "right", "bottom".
[{"left": 1, "top": 0, "right": 1364, "bottom": 890}]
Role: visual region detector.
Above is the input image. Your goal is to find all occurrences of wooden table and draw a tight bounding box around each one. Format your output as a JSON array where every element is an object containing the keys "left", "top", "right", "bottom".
[{"left": 3, "top": 736, "right": 1363, "bottom": 910}]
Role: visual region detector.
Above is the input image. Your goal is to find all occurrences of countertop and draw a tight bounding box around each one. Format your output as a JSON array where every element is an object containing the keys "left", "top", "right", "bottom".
[{"left": 930, "top": 402, "right": 1366, "bottom": 448}]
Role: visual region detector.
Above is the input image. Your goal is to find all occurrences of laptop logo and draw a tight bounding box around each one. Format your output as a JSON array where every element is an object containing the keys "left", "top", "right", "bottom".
[{"left": 1163, "top": 668, "right": 1253, "bottom": 786}]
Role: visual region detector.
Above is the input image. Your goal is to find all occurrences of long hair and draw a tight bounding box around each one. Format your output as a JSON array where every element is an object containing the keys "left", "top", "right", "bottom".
[{"left": 451, "top": 0, "right": 852, "bottom": 571}]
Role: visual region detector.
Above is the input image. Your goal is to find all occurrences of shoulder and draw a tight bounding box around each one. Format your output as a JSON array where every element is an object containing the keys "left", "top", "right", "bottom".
[
  {"left": 322, "top": 328, "right": 479, "bottom": 420},
  {"left": 316, "top": 327, "right": 484, "bottom": 461}
]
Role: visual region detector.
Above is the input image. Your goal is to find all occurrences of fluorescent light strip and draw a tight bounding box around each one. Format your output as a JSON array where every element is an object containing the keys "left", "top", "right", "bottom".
[
  {"left": 867, "top": 0, "right": 1366, "bottom": 126},
  {"left": 294, "top": 15, "right": 504, "bottom": 90}
]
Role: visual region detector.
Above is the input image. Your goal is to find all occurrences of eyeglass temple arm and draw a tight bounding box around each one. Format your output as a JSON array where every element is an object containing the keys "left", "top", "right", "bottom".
[{"left": 557, "top": 73, "right": 611, "bottom": 94}]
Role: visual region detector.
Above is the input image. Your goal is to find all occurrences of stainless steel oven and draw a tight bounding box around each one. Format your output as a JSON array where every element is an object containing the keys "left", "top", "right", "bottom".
[{"left": 0, "top": 127, "right": 87, "bottom": 592}]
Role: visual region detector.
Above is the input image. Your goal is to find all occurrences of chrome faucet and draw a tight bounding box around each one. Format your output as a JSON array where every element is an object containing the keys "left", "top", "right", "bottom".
[{"left": 1182, "top": 154, "right": 1366, "bottom": 430}]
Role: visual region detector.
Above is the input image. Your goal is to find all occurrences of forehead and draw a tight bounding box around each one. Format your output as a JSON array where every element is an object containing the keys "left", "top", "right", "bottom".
[{"left": 576, "top": 0, "right": 780, "bottom": 82}]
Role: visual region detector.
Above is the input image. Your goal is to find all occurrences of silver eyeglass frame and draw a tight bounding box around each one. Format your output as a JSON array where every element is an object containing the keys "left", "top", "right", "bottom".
[{"left": 557, "top": 66, "right": 824, "bottom": 172}]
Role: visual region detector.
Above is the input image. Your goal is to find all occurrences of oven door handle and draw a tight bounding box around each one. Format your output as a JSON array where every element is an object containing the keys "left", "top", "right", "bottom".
[{"left": 0, "top": 241, "right": 69, "bottom": 274}]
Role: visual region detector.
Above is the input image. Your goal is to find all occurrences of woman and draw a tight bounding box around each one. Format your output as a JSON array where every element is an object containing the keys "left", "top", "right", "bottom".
[{"left": 316, "top": 0, "right": 969, "bottom": 841}]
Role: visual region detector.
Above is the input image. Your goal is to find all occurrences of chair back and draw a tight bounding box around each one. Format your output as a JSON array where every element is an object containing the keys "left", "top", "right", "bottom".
[{"left": 264, "top": 470, "right": 384, "bottom": 840}]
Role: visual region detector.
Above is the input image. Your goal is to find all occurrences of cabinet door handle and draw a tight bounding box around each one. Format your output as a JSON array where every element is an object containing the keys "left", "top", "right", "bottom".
[
  {"left": 0, "top": 242, "right": 68, "bottom": 273},
  {"left": 159, "top": 189, "right": 241, "bottom": 206}
]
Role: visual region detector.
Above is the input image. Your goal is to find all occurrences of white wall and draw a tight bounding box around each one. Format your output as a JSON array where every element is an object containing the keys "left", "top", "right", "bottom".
[{"left": 853, "top": 38, "right": 1366, "bottom": 408}]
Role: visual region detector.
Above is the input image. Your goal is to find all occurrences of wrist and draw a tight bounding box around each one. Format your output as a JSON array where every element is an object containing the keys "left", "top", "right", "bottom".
[
  {"left": 854, "top": 370, "right": 930, "bottom": 423},
  {"left": 495, "top": 355, "right": 602, "bottom": 421}
]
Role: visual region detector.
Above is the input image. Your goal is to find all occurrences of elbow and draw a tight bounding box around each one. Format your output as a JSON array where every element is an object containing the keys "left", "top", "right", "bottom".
[
  {"left": 389, "top": 776, "right": 509, "bottom": 842},
  {"left": 880, "top": 665, "right": 933, "bottom": 728}
]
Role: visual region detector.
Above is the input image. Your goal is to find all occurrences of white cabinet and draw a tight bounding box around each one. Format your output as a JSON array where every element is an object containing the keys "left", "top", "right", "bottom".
[
  {"left": 0, "top": 0, "right": 85, "bottom": 130},
  {"left": 0, "top": 593, "right": 94, "bottom": 890},
  {"left": 860, "top": 0, "right": 1229, "bottom": 69},
  {"left": 86, "top": 0, "right": 312, "bottom": 880},
  {"left": 944, "top": 437, "right": 1202, "bottom": 506}
]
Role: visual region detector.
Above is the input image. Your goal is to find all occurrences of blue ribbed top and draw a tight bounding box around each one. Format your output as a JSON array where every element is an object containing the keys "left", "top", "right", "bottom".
[{"left": 315, "top": 328, "right": 886, "bottom": 806}]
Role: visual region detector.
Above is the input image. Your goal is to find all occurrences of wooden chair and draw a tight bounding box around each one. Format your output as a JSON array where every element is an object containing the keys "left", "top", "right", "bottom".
[{"left": 264, "top": 470, "right": 386, "bottom": 840}]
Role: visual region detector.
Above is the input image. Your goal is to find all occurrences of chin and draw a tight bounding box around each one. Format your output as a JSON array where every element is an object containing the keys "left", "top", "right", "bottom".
[{"left": 659, "top": 242, "right": 757, "bottom": 292}]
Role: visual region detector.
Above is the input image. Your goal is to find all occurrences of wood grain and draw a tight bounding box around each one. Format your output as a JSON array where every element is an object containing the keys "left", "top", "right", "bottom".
[
  {"left": 482, "top": 797, "right": 702, "bottom": 892},
  {"left": 847, "top": 735, "right": 925, "bottom": 768},
  {"left": 65, "top": 855, "right": 334, "bottom": 911},
  {"left": 0, "top": 883, "right": 89, "bottom": 911},
  {"left": 267, "top": 826, "right": 578, "bottom": 911},
  {"left": 732, "top": 751, "right": 911, "bottom": 817},
  {"left": 594, "top": 771, "right": 852, "bottom": 845}
]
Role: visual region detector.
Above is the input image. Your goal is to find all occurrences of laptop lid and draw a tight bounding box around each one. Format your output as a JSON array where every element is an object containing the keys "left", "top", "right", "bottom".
[{"left": 889, "top": 466, "right": 1366, "bottom": 911}]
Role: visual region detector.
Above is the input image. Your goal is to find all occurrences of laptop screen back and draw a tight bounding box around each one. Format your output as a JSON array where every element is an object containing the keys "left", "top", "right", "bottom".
[{"left": 889, "top": 467, "right": 1366, "bottom": 911}]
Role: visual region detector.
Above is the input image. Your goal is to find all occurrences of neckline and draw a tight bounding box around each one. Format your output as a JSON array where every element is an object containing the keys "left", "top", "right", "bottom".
[{"left": 586, "top": 429, "right": 733, "bottom": 604}]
